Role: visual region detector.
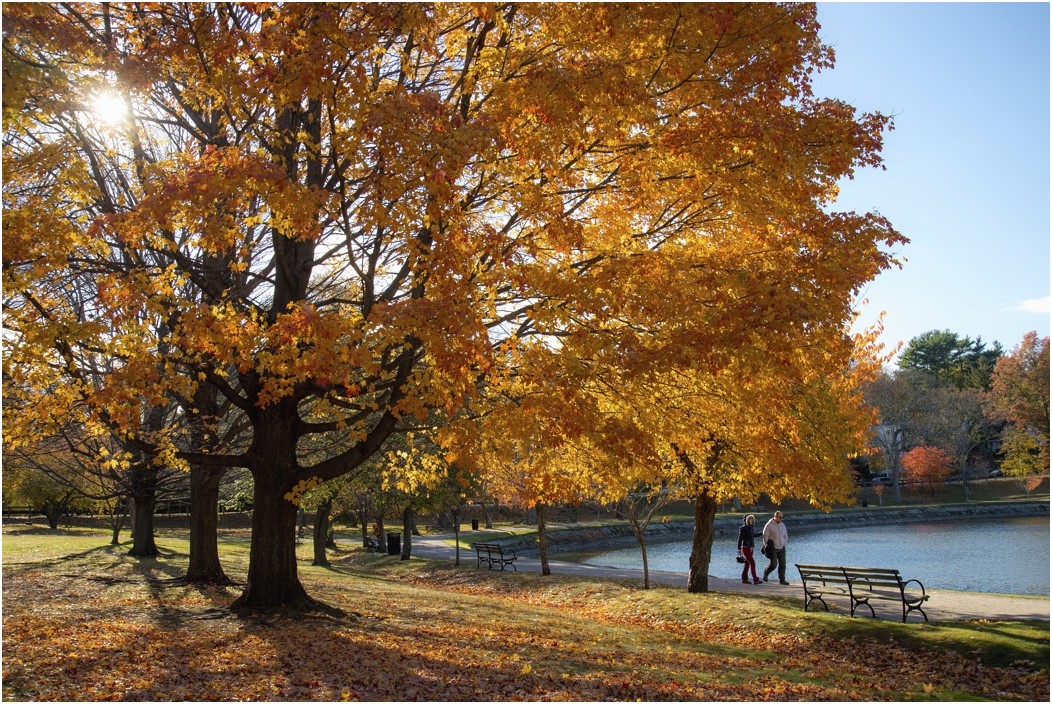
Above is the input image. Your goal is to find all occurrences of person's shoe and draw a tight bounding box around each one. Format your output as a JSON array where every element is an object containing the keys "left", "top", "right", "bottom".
[
  {"left": 779, "top": 580, "right": 790, "bottom": 585},
  {"left": 742, "top": 578, "right": 750, "bottom": 584},
  {"left": 763, "top": 574, "right": 769, "bottom": 582},
  {"left": 753, "top": 579, "right": 762, "bottom": 585}
]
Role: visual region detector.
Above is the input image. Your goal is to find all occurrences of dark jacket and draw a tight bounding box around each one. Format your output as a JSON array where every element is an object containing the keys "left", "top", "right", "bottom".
[{"left": 737, "top": 523, "right": 760, "bottom": 549}]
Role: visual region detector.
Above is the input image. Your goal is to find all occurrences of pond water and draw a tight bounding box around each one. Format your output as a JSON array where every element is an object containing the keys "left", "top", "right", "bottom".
[{"left": 574, "top": 516, "right": 1050, "bottom": 596}]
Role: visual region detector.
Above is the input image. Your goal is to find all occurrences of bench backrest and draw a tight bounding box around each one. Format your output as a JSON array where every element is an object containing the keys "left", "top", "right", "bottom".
[{"left": 797, "top": 564, "right": 903, "bottom": 587}]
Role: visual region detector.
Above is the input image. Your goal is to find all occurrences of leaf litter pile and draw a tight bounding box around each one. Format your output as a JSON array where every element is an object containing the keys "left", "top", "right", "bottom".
[{"left": 2, "top": 548, "right": 1048, "bottom": 702}]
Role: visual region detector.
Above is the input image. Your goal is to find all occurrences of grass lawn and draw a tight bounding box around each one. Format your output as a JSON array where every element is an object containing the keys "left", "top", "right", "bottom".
[{"left": 2, "top": 525, "right": 1049, "bottom": 701}]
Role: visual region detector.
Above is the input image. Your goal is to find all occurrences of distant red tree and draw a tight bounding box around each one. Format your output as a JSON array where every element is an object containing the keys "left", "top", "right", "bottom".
[{"left": 902, "top": 446, "right": 953, "bottom": 494}]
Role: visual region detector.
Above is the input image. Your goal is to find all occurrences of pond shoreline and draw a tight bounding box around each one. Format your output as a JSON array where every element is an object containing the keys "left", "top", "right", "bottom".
[{"left": 505, "top": 500, "right": 1050, "bottom": 556}]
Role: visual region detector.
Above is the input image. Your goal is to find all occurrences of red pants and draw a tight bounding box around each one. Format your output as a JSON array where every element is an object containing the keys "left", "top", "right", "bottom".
[{"left": 741, "top": 546, "right": 759, "bottom": 581}]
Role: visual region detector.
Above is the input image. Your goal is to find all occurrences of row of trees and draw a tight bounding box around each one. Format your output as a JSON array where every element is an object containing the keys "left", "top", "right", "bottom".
[
  {"left": 4, "top": 3, "right": 906, "bottom": 610},
  {"left": 864, "top": 330, "right": 1050, "bottom": 500}
]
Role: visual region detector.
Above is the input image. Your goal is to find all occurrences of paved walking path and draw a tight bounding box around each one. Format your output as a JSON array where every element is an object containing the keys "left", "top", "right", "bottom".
[{"left": 409, "top": 534, "right": 1050, "bottom": 622}]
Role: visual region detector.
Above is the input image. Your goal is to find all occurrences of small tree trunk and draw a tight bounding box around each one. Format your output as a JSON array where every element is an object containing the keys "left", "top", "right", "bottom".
[
  {"left": 401, "top": 506, "right": 413, "bottom": 560},
  {"left": 186, "top": 466, "right": 229, "bottom": 583},
  {"left": 632, "top": 521, "right": 651, "bottom": 590},
  {"left": 436, "top": 508, "right": 454, "bottom": 532},
  {"left": 312, "top": 497, "right": 332, "bottom": 566},
  {"left": 109, "top": 500, "right": 127, "bottom": 545},
  {"left": 537, "top": 502, "right": 550, "bottom": 576},
  {"left": 960, "top": 470, "right": 971, "bottom": 501},
  {"left": 567, "top": 502, "right": 580, "bottom": 523},
  {"left": 451, "top": 504, "right": 461, "bottom": 566},
  {"left": 687, "top": 493, "right": 717, "bottom": 593}
]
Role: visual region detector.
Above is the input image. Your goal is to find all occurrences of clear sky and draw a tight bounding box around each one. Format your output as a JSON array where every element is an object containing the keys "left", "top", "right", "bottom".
[{"left": 811, "top": 1, "right": 1050, "bottom": 361}]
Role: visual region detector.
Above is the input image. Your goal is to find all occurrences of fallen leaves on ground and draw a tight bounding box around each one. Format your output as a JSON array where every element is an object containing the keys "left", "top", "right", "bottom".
[{"left": 2, "top": 551, "right": 1048, "bottom": 702}]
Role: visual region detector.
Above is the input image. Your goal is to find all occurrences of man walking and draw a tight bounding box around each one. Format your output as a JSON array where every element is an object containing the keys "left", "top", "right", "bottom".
[{"left": 762, "top": 510, "right": 789, "bottom": 585}]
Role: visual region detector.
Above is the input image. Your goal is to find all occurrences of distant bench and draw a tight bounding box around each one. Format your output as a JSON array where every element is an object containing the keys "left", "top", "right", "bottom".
[
  {"left": 472, "top": 542, "right": 518, "bottom": 571},
  {"left": 796, "top": 564, "right": 929, "bottom": 623}
]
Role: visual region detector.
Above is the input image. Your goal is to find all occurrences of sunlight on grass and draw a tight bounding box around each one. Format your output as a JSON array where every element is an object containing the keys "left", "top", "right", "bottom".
[{"left": 3, "top": 525, "right": 1048, "bottom": 702}]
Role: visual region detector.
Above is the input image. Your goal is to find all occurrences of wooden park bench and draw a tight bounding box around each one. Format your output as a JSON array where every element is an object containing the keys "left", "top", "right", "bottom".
[
  {"left": 795, "top": 564, "right": 930, "bottom": 623},
  {"left": 472, "top": 542, "right": 518, "bottom": 571}
]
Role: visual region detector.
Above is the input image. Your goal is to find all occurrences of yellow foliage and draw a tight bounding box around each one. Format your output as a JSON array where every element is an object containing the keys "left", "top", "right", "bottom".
[{"left": 2, "top": 3, "right": 906, "bottom": 599}]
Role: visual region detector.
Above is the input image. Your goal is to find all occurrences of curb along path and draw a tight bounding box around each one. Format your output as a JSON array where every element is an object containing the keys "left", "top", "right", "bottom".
[{"left": 409, "top": 534, "right": 1050, "bottom": 623}]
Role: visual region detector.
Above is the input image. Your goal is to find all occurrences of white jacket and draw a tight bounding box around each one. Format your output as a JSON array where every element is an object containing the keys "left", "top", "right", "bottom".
[{"left": 762, "top": 518, "right": 788, "bottom": 550}]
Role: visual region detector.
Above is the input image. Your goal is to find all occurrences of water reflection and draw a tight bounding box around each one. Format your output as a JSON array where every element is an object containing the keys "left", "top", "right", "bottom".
[{"left": 577, "top": 516, "right": 1050, "bottom": 596}]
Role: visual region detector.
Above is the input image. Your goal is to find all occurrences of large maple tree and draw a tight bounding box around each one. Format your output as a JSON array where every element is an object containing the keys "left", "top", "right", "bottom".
[{"left": 3, "top": 3, "right": 904, "bottom": 610}]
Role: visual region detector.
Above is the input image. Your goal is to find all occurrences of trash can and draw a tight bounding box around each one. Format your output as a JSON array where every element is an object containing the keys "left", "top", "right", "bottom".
[
  {"left": 386, "top": 532, "right": 401, "bottom": 555},
  {"left": 471, "top": 519, "right": 479, "bottom": 531}
]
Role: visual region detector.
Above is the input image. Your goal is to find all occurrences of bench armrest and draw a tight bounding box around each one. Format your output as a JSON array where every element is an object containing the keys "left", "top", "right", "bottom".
[{"left": 902, "top": 578, "right": 926, "bottom": 596}]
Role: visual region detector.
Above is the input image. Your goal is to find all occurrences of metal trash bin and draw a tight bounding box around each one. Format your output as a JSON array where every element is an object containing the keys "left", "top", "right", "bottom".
[
  {"left": 471, "top": 519, "right": 479, "bottom": 531},
  {"left": 386, "top": 532, "right": 401, "bottom": 555}
]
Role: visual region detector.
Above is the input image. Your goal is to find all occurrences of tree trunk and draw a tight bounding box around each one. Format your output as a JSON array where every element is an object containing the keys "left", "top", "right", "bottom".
[
  {"left": 358, "top": 495, "right": 373, "bottom": 547},
  {"left": 186, "top": 466, "right": 229, "bottom": 583},
  {"left": 687, "top": 493, "right": 717, "bottom": 593},
  {"left": 41, "top": 498, "right": 65, "bottom": 530},
  {"left": 436, "top": 508, "right": 454, "bottom": 532},
  {"left": 537, "top": 502, "right": 550, "bottom": 576},
  {"left": 312, "top": 497, "right": 333, "bottom": 567},
  {"left": 401, "top": 506, "right": 413, "bottom": 560},
  {"left": 128, "top": 490, "right": 159, "bottom": 557},
  {"left": 109, "top": 500, "right": 127, "bottom": 545},
  {"left": 891, "top": 457, "right": 903, "bottom": 503},
  {"left": 450, "top": 503, "right": 461, "bottom": 566},
  {"left": 635, "top": 523, "right": 651, "bottom": 590},
  {"left": 232, "top": 406, "right": 319, "bottom": 612},
  {"left": 232, "top": 463, "right": 313, "bottom": 611}
]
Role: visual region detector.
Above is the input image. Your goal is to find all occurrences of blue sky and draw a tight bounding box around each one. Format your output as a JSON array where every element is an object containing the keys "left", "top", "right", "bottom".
[{"left": 811, "top": 1, "right": 1050, "bottom": 361}]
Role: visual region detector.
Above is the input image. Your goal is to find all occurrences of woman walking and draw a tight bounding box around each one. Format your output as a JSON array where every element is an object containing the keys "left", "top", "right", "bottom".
[{"left": 737, "top": 515, "right": 762, "bottom": 585}]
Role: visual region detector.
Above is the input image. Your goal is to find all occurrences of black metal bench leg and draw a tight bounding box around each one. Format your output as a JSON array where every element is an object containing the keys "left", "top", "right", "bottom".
[
  {"left": 851, "top": 597, "right": 876, "bottom": 618},
  {"left": 904, "top": 603, "right": 928, "bottom": 623},
  {"left": 803, "top": 592, "right": 828, "bottom": 612}
]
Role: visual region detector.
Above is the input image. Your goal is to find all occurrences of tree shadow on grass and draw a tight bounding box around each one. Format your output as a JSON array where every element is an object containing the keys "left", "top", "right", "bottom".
[{"left": 798, "top": 608, "right": 1050, "bottom": 672}]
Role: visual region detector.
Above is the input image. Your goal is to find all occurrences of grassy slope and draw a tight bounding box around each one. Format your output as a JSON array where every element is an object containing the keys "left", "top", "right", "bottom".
[{"left": 2, "top": 527, "right": 1048, "bottom": 702}]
